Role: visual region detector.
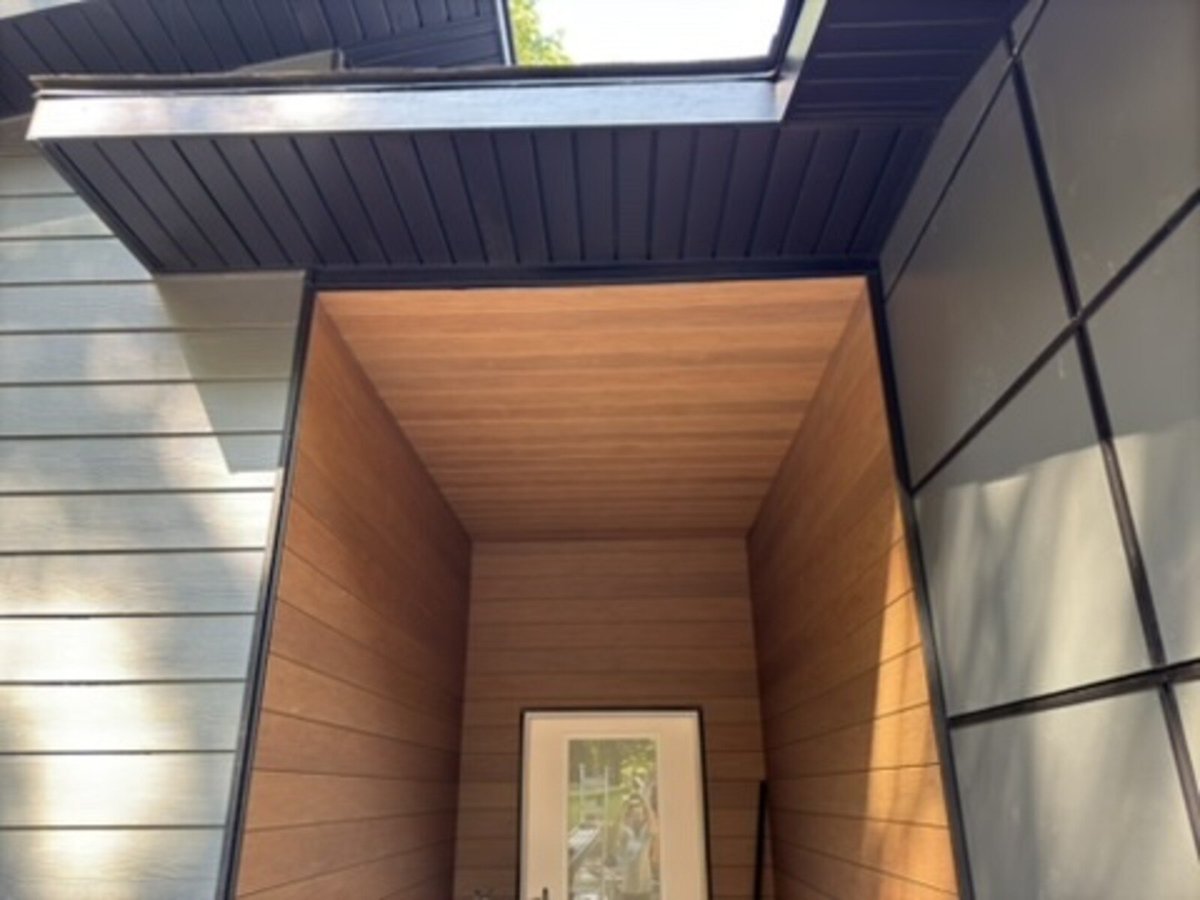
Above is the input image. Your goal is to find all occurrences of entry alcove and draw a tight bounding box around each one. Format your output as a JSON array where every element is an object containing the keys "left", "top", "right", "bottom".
[{"left": 233, "top": 278, "right": 956, "bottom": 899}]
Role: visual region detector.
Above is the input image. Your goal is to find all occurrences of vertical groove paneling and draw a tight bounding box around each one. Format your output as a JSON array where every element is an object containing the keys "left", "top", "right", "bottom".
[
  {"left": 533, "top": 130, "right": 582, "bottom": 262},
  {"left": 47, "top": 123, "right": 928, "bottom": 275},
  {"left": 783, "top": 129, "right": 858, "bottom": 256},
  {"left": 236, "top": 304, "right": 472, "bottom": 898},
  {"left": 185, "top": 1, "right": 251, "bottom": 68},
  {"left": 331, "top": 135, "right": 421, "bottom": 265},
  {"left": 453, "top": 132, "right": 518, "bottom": 265},
  {"left": 246, "top": 0, "right": 307, "bottom": 56},
  {"left": 153, "top": 0, "right": 222, "bottom": 70},
  {"left": 0, "top": 123, "right": 303, "bottom": 900},
  {"left": 716, "top": 127, "right": 778, "bottom": 259},
  {"left": 101, "top": 140, "right": 224, "bottom": 267},
  {"left": 493, "top": 131, "right": 549, "bottom": 265},
  {"left": 80, "top": 4, "right": 154, "bottom": 70},
  {"left": 111, "top": 0, "right": 189, "bottom": 70},
  {"left": 850, "top": 126, "right": 932, "bottom": 255},
  {"left": 615, "top": 128, "right": 653, "bottom": 262},
  {"left": 455, "top": 539, "right": 768, "bottom": 900},
  {"left": 136, "top": 138, "right": 257, "bottom": 268},
  {"left": 682, "top": 127, "right": 738, "bottom": 259},
  {"left": 217, "top": 0, "right": 279, "bottom": 60},
  {"left": 575, "top": 129, "right": 615, "bottom": 262},
  {"left": 254, "top": 139, "right": 355, "bottom": 264},
  {"left": 413, "top": 133, "right": 486, "bottom": 264},
  {"left": 372, "top": 133, "right": 453, "bottom": 265},
  {"left": 175, "top": 138, "right": 291, "bottom": 268},
  {"left": 649, "top": 127, "right": 696, "bottom": 259},
  {"left": 12, "top": 16, "right": 85, "bottom": 72},
  {"left": 55, "top": 141, "right": 189, "bottom": 270},
  {"left": 293, "top": 136, "right": 389, "bottom": 266},
  {"left": 213, "top": 138, "right": 320, "bottom": 266},
  {"left": 289, "top": 0, "right": 337, "bottom": 50},
  {"left": 751, "top": 128, "right": 817, "bottom": 257},
  {"left": 52, "top": 6, "right": 123, "bottom": 71},
  {"left": 816, "top": 126, "right": 898, "bottom": 255},
  {"left": 749, "top": 294, "right": 959, "bottom": 898}
]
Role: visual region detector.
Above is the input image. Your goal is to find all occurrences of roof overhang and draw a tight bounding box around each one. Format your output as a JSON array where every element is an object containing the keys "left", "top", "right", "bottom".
[{"left": 19, "top": 0, "right": 1026, "bottom": 279}]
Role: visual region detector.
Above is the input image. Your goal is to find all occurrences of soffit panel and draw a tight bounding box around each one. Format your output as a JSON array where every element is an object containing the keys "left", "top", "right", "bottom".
[
  {"left": 320, "top": 277, "right": 865, "bottom": 540},
  {"left": 0, "top": 0, "right": 506, "bottom": 118},
  {"left": 43, "top": 124, "right": 929, "bottom": 274}
]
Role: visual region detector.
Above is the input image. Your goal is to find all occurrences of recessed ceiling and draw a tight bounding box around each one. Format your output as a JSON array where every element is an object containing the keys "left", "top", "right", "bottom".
[{"left": 321, "top": 277, "right": 865, "bottom": 539}]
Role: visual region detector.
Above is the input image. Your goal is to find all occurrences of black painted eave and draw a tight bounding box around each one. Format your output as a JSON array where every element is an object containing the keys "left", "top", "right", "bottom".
[
  {"left": 18, "top": 0, "right": 1032, "bottom": 279},
  {"left": 0, "top": 0, "right": 509, "bottom": 119}
]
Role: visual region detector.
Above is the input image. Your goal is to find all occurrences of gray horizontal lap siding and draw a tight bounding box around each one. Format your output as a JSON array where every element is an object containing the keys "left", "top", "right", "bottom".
[{"left": 0, "top": 124, "right": 303, "bottom": 900}]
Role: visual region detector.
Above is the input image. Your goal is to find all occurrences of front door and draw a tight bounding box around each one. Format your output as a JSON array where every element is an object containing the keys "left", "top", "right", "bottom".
[{"left": 519, "top": 710, "right": 711, "bottom": 900}]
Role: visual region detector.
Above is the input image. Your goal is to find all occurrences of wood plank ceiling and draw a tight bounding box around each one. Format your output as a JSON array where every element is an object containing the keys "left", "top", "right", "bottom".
[{"left": 321, "top": 277, "right": 865, "bottom": 539}]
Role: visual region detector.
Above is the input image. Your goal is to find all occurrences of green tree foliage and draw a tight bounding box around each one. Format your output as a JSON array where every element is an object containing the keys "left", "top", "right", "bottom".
[{"left": 510, "top": 0, "right": 572, "bottom": 65}]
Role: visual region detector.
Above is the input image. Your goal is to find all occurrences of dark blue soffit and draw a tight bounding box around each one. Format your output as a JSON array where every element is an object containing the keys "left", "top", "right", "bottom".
[
  {"left": 786, "top": 0, "right": 1024, "bottom": 121},
  {"left": 23, "top": 0, "right": 1024, "bottom": 278},
  {"left": 0, "top": 0, "right": 507, "bottom": 119},
  {"left": 43, "top": 124, "right": 931, "bottom": 275}
]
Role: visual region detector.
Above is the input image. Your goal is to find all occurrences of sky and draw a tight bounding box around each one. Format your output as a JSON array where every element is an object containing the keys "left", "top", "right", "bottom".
[{"left": 534, "top": 0, "right": 789, "bottom": 64}]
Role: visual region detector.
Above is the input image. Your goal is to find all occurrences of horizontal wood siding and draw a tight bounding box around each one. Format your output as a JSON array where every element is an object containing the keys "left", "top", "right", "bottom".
[
  {"left": 748, "top": 294, "right": 958, "bottom": 898},
  {"left": 455, "top": 539, "right": 768, "bottom": 900},
  {"left": 236, "top": 304, "right": 472, "bottom": 898},
  {"left": 0, "top": 123, "right": 303, "bottom": 899},
  {"left": 322, "top": 281, "right": 860, "bottom": 539}
]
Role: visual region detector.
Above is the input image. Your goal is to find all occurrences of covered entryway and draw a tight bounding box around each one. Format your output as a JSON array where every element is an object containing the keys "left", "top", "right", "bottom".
[{"left": 232, "top": 278, "right": 953, "bottom": 899}]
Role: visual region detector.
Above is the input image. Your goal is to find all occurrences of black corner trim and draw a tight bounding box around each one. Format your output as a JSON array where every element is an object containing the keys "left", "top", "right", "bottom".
[
  {"left": 216, "top": 276, "right": 317, "bottom": 899},
  {"left": 865, "top": 269, "right": 978, "bottom": 900}
]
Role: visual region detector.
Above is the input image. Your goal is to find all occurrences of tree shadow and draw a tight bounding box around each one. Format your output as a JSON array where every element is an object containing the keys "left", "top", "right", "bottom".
[{"left": 0, "top": 213, "right": 302, "bottom": 896}]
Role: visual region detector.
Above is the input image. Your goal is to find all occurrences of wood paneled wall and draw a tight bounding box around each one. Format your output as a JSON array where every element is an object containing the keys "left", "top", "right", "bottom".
[
  {"left": 236, "top": 305, "right": 472, "bottom": 898},
  {"left": 748, "top": 294, "right": 958, "bottom": 898},
  {"left": 0, "top": 123, "right": 303, "bottom": 897},
  {"left": 454, "top": 539, "right": 767, "bottom": 900}
]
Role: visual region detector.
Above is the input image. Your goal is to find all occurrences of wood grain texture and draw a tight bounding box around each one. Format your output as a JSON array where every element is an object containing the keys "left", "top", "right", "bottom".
[
  {"left": 321, "top": 279, "right": 861, "bottom": 540},
  {"left": 237, "top": 305, "right": 472, "bottom": 898},
  {"left": 748, "top": 293, "right": 958, "bottom": 898},
  {"left": 454, "top": 539, "right": 768, "bottom": 900}
]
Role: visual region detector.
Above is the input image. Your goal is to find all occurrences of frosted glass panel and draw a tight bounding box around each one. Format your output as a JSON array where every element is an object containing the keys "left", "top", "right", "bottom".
[
  {"left": 1088, "top": 214, "right": 1200, "bottom": 663},
  {"left": 1178, "top": 682, "right": 1200, "bottom": 779},
  {"left": 917, "top": 344, "right": 1145, "bottom": 713},
  {"left": 954, "top": 692, "right": 1200, "bottom": 899},
  {"left": 888, "top": 80, "right": 1065, "bottom": 481},
  {"left": 879, "top": 42, "right": 1007, "bottom": 292},
  {"left": 1023, "top": 0, "right": 1200, "bottom": 301}
]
